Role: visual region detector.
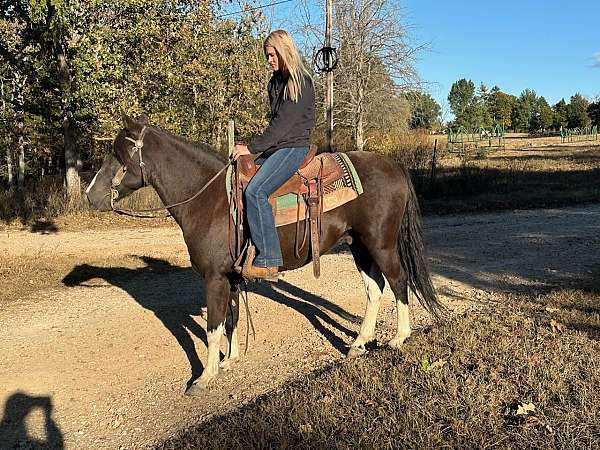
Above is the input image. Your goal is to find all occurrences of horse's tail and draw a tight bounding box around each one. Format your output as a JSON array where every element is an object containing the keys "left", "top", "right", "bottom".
[{"left": 397, "top": 165, "right": 444, "bottom": 318}]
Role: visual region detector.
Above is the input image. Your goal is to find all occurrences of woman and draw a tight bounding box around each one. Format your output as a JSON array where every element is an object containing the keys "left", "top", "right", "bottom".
[{"left": 232, "top": 29, "right": 315, "bottom": 280}]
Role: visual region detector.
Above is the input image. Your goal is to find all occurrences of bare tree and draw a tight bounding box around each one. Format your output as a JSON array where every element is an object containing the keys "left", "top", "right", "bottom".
[{"left": 334, "top": 0, "right": 422, "bottom": 150}]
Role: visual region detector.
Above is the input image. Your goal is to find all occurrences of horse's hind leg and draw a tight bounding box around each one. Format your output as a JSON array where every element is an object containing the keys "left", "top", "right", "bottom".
[
  {"left": 347, "top": 241, "right": 385, "bottom": 358},
  {"left": 353, "top": 224, "right": 411, "bottom": 348},
  {"left": 221, "top": 284, "right": 240, "bottom": 371},
  {"left": 367, "top": 244, "right": 411, "bottom": 348}
]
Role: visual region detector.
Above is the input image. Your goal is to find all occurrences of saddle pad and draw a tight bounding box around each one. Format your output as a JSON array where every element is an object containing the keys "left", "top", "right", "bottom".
[{"left": 226, "top": 152, "right": 363, "bottom": 227}]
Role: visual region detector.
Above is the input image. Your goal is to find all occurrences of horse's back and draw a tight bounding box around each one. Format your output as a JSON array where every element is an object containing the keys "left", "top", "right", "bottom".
[{"left": 345, "top": 150, "right": 410, "bottom": 200}]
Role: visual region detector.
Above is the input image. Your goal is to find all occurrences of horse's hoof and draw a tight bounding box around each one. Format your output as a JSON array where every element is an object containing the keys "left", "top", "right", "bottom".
[
  {"left": 346, "top": 346, "right": 367, "bottom": 359},
  {"left": 219, "top": 357, "right": 239, "bottom": 371},
  {"left": 184, "top": 373, "right": 218, "bottom": 396},
  {"left": 388, "top": 336, "right": 409, "bottom": 349}
]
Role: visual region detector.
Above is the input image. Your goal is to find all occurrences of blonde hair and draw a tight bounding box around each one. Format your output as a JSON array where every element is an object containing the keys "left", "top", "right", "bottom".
[{"left": 264, "top": 30, "right": 312, "bottom": 103}]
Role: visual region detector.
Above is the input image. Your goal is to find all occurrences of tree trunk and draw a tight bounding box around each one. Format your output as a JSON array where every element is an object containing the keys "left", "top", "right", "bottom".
[
  {"left": 58, "top": 52, "right": 81, "bottom": 204},
  {"left": 1, "top": 78, "right": 13, "bottom": 187},
  {"left": 17, "top": 132, "right": 25, "bottom": 191},
  {"left": 355, "top": 81, "right": 365, "bottom": 151},
  {"left": 214, "top": 120, "right": 222, "bottom": 152},
  {"left": 355, "top": 112, "right": 364, "bottom": 151},
  {"left": 5, "top": 146, "right": 13, "bottom": 187}
]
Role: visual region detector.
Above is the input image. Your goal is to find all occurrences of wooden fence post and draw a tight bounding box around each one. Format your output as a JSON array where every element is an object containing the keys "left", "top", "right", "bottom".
[
  {"left": 429, "top": 138, "right": 438, "bottom": 192},
  {"left": 228, "top": 119, "right": 235, "bottom": 158}
]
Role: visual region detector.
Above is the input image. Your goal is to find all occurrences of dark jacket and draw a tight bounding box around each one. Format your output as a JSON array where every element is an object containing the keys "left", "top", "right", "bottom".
[{"left": 248, "top": 71, "right": 315, "bottom": 155}]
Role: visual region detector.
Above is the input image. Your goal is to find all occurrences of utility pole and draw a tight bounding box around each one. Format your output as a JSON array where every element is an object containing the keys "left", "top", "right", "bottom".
[{"left": 325, "top": 0, "right": 333, "bottom": 152}]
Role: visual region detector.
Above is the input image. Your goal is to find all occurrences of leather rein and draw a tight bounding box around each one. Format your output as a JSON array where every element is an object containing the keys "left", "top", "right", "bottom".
[{"left": 110, "top": 125, "right": 231, "bottom": 218}]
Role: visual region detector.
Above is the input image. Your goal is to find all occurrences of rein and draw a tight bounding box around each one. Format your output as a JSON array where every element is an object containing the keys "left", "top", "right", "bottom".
[{"left": 110, "top": 126, "right": 232, "bottom": 218}]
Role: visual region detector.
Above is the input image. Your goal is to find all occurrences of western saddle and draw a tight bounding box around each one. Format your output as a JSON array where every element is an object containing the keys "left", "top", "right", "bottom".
[{"left": 231, "top": 145, "right": 344, "bottom": 278}]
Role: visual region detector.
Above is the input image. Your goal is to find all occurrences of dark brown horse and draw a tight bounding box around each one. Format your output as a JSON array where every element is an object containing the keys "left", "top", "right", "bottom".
[{"left": 86, "top": 114, "right": 442, "bottom": 394}]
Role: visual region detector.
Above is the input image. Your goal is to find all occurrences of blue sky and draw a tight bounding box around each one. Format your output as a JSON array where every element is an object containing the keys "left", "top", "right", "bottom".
[
  {"left": 231, "top": 0, "right": 600, "bottom": 114},
  {"left": 402, "top": 0, "right": 600, "bottom": 115}
]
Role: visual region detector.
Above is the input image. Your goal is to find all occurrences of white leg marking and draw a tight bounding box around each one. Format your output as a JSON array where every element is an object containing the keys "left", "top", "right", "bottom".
[
  {"left": 349, "top": 268, "right": 383, "bottom": 356},
  {"left": 197, "top": 321, "right": 224, "bottom": 387},
  {"left": 85, "top": 171, "right": 100, "bottom": 194},
  {"left": 389, "top": 301, "right": 411, "bottom": 348},
  {"left": 221, "top": 322, "right": 240, "bottom": 371}
]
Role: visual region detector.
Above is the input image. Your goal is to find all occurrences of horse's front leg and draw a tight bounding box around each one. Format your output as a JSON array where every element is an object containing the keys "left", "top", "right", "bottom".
[
  {"left": 220, "top": 284, "right": 240, "bottom": 371},
  {"left": 188, "top": 275, "right": 229, "bottom": 393}
]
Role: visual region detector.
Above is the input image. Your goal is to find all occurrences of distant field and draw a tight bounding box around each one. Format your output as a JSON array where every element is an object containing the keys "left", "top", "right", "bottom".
[{"left": 416, "top": 135, "right": 600, "bottom": 215}]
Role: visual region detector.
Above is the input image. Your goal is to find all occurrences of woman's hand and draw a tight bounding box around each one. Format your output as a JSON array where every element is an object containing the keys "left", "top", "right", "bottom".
[{"left": 232, "top": 144, "right": 251, "bottom": 160}]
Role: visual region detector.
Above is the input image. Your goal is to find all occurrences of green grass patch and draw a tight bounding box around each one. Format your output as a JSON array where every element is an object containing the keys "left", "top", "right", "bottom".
[{"left": 157, "top": 290, "right": 600, "bottom": 449}]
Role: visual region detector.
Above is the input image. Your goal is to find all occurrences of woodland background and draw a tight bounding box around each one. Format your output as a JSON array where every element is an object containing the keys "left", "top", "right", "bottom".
[{"left": 2, "top": 0, "right": 599, "bottom": 210}]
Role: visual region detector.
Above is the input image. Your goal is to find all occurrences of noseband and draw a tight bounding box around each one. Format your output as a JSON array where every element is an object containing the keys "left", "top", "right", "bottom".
[{"left": 110, "top": 125, "right": 149, "bottom": 208}]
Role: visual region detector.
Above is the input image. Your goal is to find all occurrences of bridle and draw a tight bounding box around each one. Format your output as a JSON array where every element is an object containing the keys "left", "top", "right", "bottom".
[
  {"left": 110, "top": 125, "right": 149, "bottom": 210},
  {"left": 109, "top": 125, "right": 231, "bottom": 217}
]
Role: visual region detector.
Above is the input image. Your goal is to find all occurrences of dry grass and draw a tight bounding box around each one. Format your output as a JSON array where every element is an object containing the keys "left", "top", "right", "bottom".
[
  {"left": 0, "top": 174, "right": 168, "bottom": 228},
  {"left": 157, "top": 288, "right": 600, "bottom": 449},
  {"left": 3, "top": 135, "right": 600, "bottom": 226}
]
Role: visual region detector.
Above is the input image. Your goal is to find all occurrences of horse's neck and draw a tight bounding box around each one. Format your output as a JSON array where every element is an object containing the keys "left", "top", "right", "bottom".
[{"left": 145, "top": 132, "right": 222, "bottom": 211}]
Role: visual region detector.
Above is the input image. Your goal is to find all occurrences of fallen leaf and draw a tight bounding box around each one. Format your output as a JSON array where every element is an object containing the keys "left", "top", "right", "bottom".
[
  {"left": 430, "top": 359, "right": 447, "bottom": 370},
  {"left": 550, "top": 319, "right": 565, "bottom": 334},
  {"left": 299, "top": 424, "right": 313, "bottom": 433},
  {"left": 516, "top": 402, "right": 536, "bottom": 416}
]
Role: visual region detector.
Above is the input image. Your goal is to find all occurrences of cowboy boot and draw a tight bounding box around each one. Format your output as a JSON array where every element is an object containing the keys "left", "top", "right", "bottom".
[{"left": 242, "top": 264, "right": 279, "bottom": 281}]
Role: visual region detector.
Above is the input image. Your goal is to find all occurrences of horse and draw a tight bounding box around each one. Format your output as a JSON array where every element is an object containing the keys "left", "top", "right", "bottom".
[{"left": 86, "top": 114, "right": 443, "bottom": 394}]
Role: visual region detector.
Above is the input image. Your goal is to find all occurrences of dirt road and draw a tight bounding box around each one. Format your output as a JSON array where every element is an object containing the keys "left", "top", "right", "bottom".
[{"left": 1, "top": 204, "right": 599, "bottom": 449}]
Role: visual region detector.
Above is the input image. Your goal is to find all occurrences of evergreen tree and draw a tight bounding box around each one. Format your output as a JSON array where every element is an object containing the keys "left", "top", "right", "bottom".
[
  {"left": 532, "top": 96, "right": 553, "bottom": 131},
  {"left": 512, "top": 89, "right": 538, "bottom": 132},
  {"left": 552, "top": 99, "right": 568, "bottom": 130},
  {"left": 587, "top": 99, "right": 600, "bottom": 127},
  {"left": 567, "top": 93, "right": 591, "bottom": 128},
  {"left": 406, "top": 92, "right": 441, "bottom": 130},
  {"left": 448, "top": 78, "right": 476, "bottom": 129}
]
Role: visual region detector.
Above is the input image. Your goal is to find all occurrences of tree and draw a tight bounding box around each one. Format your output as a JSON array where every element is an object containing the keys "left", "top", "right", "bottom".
[
  {"left": 567, "top": 93, "right": 591, "bottom": 128},
  {"left": 405, "top": 91, "right": 441, "bottom": 130},
  {"left": 487, "top": 86, "right": 514, "bottom": 129},
  {"left": 333, "top": 0, "right": 421, "bottom": 150},
  {"left": 512, "top": 89, "right": 538, "bottom": 132},
  {"left": 448, "top": 79, "right": 476, "bottom": 129},
  {"left": 536, "top": 96, "right": 553, "bottom": 130},
  {"left": 475, "top": 83, "right": 493, "bottom": 128},
  {"left": 552, "top": 99, "right": 568, "bottom": 130},
  {"left": 588, "top": 99, "right": 600, "bottom": 127},
  {"left": 0, "top": 0, "right": 269, "bottom": 194}
]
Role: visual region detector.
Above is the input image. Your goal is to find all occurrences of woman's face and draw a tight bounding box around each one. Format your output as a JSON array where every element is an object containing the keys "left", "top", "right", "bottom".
[{"left": 265, "top": 46, "right": 279, "bottom": 71}]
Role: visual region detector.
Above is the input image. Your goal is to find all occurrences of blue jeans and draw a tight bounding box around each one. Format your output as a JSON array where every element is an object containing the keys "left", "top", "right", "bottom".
[{"left": 245, "top": 147, "right": 310, "bottom": 267}]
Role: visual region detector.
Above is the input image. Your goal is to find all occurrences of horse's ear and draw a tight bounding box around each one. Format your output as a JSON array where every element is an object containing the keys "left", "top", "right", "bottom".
[
  {"left": 138, "top": 114, "right": 149, "bottom": 125},
  {"left": 122, "top": 112, "right": 136, "bottom": 130}
]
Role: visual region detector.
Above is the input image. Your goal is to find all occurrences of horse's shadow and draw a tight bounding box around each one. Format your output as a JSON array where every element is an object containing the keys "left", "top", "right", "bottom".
[
  {"left": 62, "top": 256, "right": 359, "bottom": 384},
  {"left": 62, "top": 256, "right": 208, "bottom": 384},
  {"left": 250, "top": 280, "right": 359, "bottom": 352}
]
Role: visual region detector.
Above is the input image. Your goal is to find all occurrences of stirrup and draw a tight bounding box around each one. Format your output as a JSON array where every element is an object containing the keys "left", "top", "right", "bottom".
[{"left": 234, "top": 243, "right": 256, "bottom": 275}]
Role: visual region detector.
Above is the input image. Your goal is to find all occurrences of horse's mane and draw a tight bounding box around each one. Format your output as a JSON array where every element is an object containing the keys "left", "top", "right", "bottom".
[{"left": 150, "top": 124, "right": 227, "bottom": 163}]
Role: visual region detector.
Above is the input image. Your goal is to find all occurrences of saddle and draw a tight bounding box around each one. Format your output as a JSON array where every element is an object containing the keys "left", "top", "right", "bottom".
[{"left": 230, "top": 145, "right": 345, "bottom": 278}]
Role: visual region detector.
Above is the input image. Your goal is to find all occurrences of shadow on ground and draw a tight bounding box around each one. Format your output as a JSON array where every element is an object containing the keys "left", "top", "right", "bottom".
[
  {"left": 61, "top": 257, "right": 360, "bottom": 382},
  {"left": 425, "top": 206, "right": 600, "bottom": 300},
  {"left": 0, "top": 392, "right": 63, "bottom": 449}
]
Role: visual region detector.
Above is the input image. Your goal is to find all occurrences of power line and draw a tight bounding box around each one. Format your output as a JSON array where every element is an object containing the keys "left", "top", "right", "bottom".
[{"left": 216, "top": 0, "right": 293, "bottom": 18}]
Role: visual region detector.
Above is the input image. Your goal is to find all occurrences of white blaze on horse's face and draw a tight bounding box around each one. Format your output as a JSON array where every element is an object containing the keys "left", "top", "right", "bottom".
[{"left": 265, "top": 46, "right": 279, "bottom": 71}]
